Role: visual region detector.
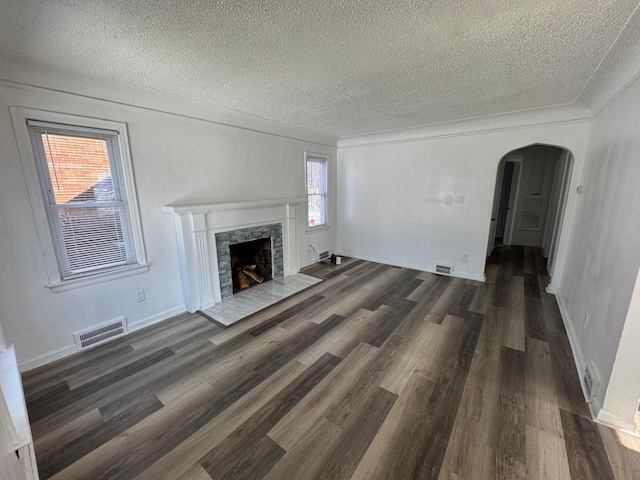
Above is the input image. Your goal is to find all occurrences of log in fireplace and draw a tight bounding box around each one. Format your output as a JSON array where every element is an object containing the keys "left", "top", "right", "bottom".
[{"left": 229, "top": 237, "right": 273, "bottom": 294}]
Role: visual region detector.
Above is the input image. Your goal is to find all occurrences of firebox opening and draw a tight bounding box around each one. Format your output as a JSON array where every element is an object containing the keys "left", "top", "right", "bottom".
[{"left": 229, "top": 237, "right": 273, "bottom": 294}]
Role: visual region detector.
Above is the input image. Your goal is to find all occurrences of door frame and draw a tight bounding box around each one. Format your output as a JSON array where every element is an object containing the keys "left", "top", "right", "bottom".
[
  {"left": 503, "top": 159, "right": 522, "bottom": 246},
  {"left": 486, "top": 144, "right": 574, "bottom": 286},
  {"left": 546, "top": 151, "right": 573, "bottom": 274}
]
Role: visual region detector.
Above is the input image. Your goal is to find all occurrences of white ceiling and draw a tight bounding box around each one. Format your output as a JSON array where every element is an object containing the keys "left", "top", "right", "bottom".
[{"left": 1, "top": 0, "right": 640, "bottom": 138}]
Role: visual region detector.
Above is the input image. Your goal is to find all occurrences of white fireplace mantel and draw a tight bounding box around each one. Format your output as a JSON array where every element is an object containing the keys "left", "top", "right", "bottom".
[{"left": 164, "top": 198, "right": 306, "bottom": 312}]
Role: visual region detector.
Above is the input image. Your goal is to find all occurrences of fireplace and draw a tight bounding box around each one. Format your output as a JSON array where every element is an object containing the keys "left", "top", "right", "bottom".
[
  {"left": 163, "top": 198, "right": 305, "bottom": 312},
  {"left": 230, "top": 237, "right": 273, "bottom": 294},
  {"left": 215, "top": 223, "right": 284, "bottom": 299}
]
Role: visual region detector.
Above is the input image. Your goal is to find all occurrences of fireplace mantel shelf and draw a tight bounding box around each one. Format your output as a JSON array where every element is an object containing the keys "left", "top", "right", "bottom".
[{"left": 163, "top": 198, "right": 306, "bottom": 215}]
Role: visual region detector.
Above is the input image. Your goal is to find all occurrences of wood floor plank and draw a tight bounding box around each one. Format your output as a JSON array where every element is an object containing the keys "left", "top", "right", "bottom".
[
  {"left": 598, "top": 423, "right": 640, "bottom": 480},
  {"left": 207, "top": 435, "right": 285, "bottom": 480},
  {"left": 362, "top": 313, "right": 480, "bottom": 479},
  {"left": 474, "top": 304, "right": 508, "bottom": 360},
  {"left": 324, "top": 328, "right": 419, "bottom": 429},
  {"left": 45, "top": 394, "right": 163, "bottom": 479},
  {"left": 28, "top": 346, "right": 174, "bottom": 424},
  {"left": 198, "top": 353, "right": 340, "bottom": 477},
  {"left": 407, "top": 273, "right": 440, "bottom": 301},
  {"left": 494, "top": 347, "right": 526, "bottom": 477},
  {"left": 351, "top": 373, "right": 427, "bottom": 480},
  {"left": 134, "top": 360, "right": 310, "bottom": 480},
  {"left": 265, "top": 417, "right": 342, "bottom": 480},
  {"left": 268, "top": 342, "right": 378, "bottom": 450},
  {"left": 33, "top": 408, "right": 103, "bottom": 460},
  {"left": 541, "top": 295, "right": 566, "bottom": 334},
  {"left": 504, "top": 275, "right": 526, "bottom": 352},
  {"left": 485, "top": 264, "right": 499, "bottom": 284},
  {"left": 295, "top": 308, "right": 376, "bottom": 366},
  {"left": 177, "top": 464, "right": 213, "bottom": 480},
  {"left": 525, "top": 337, "right": 563, "bottom": 438},
  {"left": 560, "top": 408, "right": 616, "bottom": 480},
  {"left": 525, "top": 425, "right": 572, "bottom": 480},
  {"left": 378, "top": 321, "right": 441, "bottom": 395},
  {"left": 469, "top": 282, "right": 496, "bottom": 314},
  {"left": 438, "top": 354, "right": 501, "bottom": 478},
  {"left": 315, "top": 387, "right": 397, "bottom": 480},
  {"left": 547, "top": 331, "right": 591, "bottom": 418},
  {"left": 525, "top": 295, "right": 547, "bottom": 341}
]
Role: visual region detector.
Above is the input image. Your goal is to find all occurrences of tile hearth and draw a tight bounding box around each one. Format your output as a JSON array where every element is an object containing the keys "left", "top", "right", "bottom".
[{"left": 199, "top": 273, "right": 322, "bottom": 326}]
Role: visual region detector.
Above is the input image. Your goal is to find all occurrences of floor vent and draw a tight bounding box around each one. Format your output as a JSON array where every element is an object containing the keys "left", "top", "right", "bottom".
[
  {"left": 74, "top": 318, "right": 128, "bottom": 350},
  {"left": 435, "top": 263, "right": 454, "bottom": 276},
  {"left": 583, "top": 361, "right": 600, "bottom": 401},
  {"left": 318, "top": 250, "right": 330, "bottom": 261}
]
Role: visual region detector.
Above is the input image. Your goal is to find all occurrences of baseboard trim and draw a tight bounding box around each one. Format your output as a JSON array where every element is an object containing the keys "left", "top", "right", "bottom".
[
  {"left": 336, "top": 251, "right": 485, "bottom": 282},
  {"left": 555, "top": 293, "right": 592, "bottom": 405},
  {"left": 300, "top": 257, "right": 318, "bottom": 269},
  {"left": 18, "top": 305, "right": 187, "bottom": 372},
  {"left": 128, "top": 305, "right": 187, "bottom": 332},
  {"left": 18, "top": 344, "right": 77, "bottom": 372},
  {"left": 594, "top": 408, "right": 639, "bottom": 436}
]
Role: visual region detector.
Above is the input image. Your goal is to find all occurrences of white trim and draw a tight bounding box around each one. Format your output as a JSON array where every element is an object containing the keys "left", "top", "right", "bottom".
[
  {"left": 337, "top": 251, "right": 485, "bottom": 282},
  {"left": 127, "top": 305, "right": 187, "bottom": 332},
  {"left": 9, "top": 107, "right": 148, "bottom": 292},
  {"left": 337, "top": 117, "right": 590, "bottom": 148},
  {"left": 17, "top": 304, "right": 187, "bottom": 371},
  {"left": 18, "top": 344, "right": 78, "bottom": 372},
  {"left": 555, "top": 293, "right": 592, "bottom": 404},
  {"left": 48, "top": 263, "right": 149, "bottom": 292},
  {"left": 554, "top": 293, "right": 636, "bottom": 432},
  {"left": 306, "top": 225, "right": 331, "bottom": 234},
  {"left": 305, "top": 152, "right": 330, "bottom": 231},
  {"left": 0, "top": 79, "right": 339, "bottom": 148},
  {"left": 593, "top": 409, "right": 639, "bottom": 436},
  {"left": 163, "top": 198, "right": 306, "bottom": 215},
  {"left": 300, "top": 257, "right": 318, "bottom": 269}
]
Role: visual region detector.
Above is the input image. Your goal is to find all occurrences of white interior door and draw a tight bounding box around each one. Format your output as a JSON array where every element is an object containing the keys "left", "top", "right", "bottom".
[
  {"left": 511, "top": 146, "right": 558, "bottom": 248},
  {"left": 487, "top": 160, "right": 505, "bottom": 256}
]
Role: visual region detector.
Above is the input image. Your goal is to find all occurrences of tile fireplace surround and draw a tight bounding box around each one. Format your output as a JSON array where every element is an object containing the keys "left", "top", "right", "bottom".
[{"left": 164, "top": 198, "right": 309, "bottom": 315}]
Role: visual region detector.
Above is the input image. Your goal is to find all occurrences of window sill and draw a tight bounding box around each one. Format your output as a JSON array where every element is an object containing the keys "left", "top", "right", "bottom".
[
  {"left": 307, "top": 224, "right": 330, "bottom": 233},
  {"left": 47, "top": 263, "right": 149, "bottom": 293}
]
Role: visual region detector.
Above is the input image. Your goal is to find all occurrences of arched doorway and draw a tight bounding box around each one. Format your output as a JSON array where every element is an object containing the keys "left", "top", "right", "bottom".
[{"left": 486, "top": 144, "right": 574, "bottom": 282}]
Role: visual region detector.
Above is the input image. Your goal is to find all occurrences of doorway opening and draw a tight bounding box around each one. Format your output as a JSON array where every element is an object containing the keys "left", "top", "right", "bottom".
[{"left": 486, "top": 144, "right": 573, "bottom": 280}]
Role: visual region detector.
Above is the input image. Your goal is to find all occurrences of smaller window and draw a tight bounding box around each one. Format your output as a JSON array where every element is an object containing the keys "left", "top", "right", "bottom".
[{"left": 306, "top": 154, "right": 328, "bottom": 229}]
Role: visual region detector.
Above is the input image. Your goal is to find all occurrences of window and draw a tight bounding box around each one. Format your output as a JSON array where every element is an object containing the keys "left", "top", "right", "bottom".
[
  {"left": 306, "top": 153, "right": 328, "bottom": 229},
  {"left": 11, "top": 108, "right": 147, "bottom": 291}
]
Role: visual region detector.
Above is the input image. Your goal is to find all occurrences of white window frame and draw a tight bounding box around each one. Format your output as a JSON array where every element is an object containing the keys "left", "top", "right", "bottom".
[
  {"left": 10, "top": 107, "right": 148, "bottom": 292},
  {"left": 305, "top": 152, "right": 329, "bottom": 231}
]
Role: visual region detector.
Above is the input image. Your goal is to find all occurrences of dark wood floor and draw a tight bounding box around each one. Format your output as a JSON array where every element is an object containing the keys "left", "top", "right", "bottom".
[{"left": 22, "top": 247, "right": 640, "bottom": 479}]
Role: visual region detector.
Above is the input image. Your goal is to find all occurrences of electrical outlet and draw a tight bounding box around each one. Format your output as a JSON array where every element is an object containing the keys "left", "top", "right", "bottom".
[
  {"left": 136, "top": 289, "right": 146, "bottom": 302},
  {"left": 461, "top": 254, "right": 469, "bottom": 262},
  {"left": 583, "top": 312, "right": 589, "bottom": 328}
]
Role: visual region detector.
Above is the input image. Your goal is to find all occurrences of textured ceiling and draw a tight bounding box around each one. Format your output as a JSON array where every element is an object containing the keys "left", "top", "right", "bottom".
[{"left": 0, "top": 0, "right": 639, "bottom": 138}]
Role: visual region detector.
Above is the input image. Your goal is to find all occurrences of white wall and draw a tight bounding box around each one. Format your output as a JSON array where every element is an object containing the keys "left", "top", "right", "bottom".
[
  {"left": 337, "top": 122, "right": 589, "bottom": 283},
  {"left": 558, "top": 75, "right": 640, "bottom": 430},
  {"left": 0, "top": 81, "right": 337, "bottom": 368}
]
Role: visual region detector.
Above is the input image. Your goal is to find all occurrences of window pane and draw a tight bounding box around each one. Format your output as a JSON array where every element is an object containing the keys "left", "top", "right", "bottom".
[
  {"left": 57, "top": 206, "right": 128, "bottom": 273},
  {"left": 306, "top": 159, "right": 326, "bottom": 194},
  {"left": 308, "top": 194, "right": 325, "bottom": 227},
  {"left": 41, "top": 133, "right": 115, "bottom": 204}
]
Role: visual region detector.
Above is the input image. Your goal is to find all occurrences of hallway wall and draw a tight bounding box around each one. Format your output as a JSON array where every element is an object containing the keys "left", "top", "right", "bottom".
[{"left": 558, "top": 73, "right": 640, "bottom": 430}]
